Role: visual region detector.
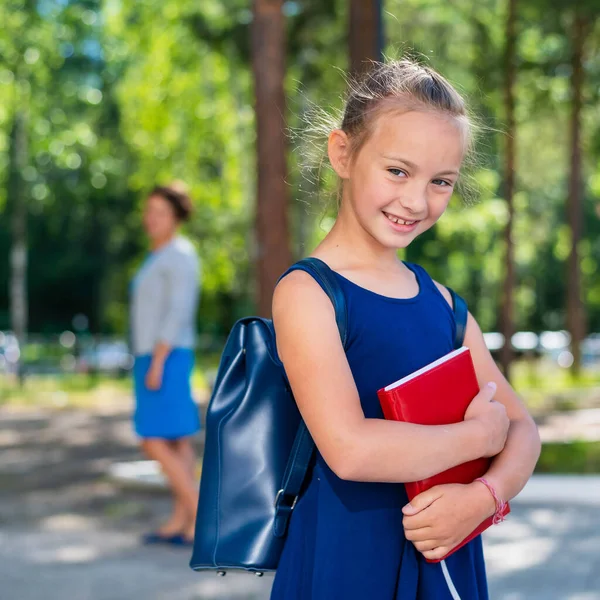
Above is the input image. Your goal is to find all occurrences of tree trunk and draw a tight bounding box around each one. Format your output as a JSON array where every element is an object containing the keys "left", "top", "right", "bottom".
[
  {"left": 8, "top": 110, "right": 28, "bottom": 382},
  {"left": 251, "top": 0, "right": 291, "bottom": 317},
  {"left": 500, "top": 0, "right": 517, "bottom": 381},
  {"left": 349, "top": 0, "right": 383, "bottom": 75},
  {"left": 566, "top": 13, "right": 587, "bottom": 376}
]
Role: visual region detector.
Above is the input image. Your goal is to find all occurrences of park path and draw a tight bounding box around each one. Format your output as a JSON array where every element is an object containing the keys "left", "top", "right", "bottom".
[{"left": 1, "top": 403, "right": 599, "bottom": 599}]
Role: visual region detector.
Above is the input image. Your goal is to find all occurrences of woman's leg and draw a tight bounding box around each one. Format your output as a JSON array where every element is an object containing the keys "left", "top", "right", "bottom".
[
  {"left": 140, "top": 438, "right": 198, "bottom": 535},
  {"left": 173, "top": 437, "right": 197, "bottom": 479},
  {"left": 171, "top": 437, "right": 199, "bottom": 539}
]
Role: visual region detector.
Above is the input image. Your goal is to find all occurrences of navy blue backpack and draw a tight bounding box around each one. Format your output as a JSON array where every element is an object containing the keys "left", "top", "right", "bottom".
[{"left": 190, "top": 257, "right": 467, "bottom": 576}]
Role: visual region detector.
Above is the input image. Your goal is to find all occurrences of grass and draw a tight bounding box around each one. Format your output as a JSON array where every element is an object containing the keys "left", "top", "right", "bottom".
[
  {"left": 0, "top": 373, "right": 133, "bottom": 408},
  {"left": 512, "top": 360, "right": 600, "bottom": 393},
  {"left": 0, "top": 353, "right": 221, "bottom": 409},
  {"left": 3, "top": 355, "right": 600, "bottom": 414},
  {"left": 536, "top": 441, "right": 600, "bottom": 474},
  {"left": 3, "top": 354, "right": 600, "bottom": 475},
  {"left": 510, "top": 359, "right": 600, "bottom": 415}
]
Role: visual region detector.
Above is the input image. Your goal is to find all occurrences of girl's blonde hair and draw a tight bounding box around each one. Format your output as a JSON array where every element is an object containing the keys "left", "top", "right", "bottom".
[{"left": 340, "top": 59, "right": 473, "bottom": 160}]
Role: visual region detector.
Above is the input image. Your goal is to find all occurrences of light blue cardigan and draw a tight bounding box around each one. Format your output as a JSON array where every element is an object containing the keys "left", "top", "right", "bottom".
[{"left": 130, "top": 236, "right": 200, "bottom": 356}]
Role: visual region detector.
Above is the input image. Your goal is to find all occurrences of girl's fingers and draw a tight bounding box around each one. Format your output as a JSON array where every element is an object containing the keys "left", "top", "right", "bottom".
[
  {"left": 423, "top": 547, "right": 450, "bottom": 561},
  {"left": 413, "top": 539, "right": 439, "bottom": 553},
  {"left": 402, "top": 511, "right": 437, "bottom": 530},
  {"left": 402, "top": 487, "right": 444, "bottom": 516},
  {"left": 403, "top": 526, "right": 433, "bottom": 542}
]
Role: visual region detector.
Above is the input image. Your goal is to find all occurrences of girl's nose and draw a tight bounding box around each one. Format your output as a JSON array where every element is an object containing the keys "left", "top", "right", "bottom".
[{"left": 399, "top": 186, "right": 428, "bottom": 215}]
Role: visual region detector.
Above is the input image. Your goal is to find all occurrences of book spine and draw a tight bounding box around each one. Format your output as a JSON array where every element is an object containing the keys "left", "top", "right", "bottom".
[{"left": 377, "top": 389, "right": 398, "bottom": 421}]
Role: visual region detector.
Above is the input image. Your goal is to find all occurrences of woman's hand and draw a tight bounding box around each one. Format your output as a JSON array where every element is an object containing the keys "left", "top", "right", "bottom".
[
  {"left": 145, "top": 359, "right": 165, "bottom": 390},
  {"left": 402, "top": 482, "right": 496, "bottom": 561},
  {"left": 146, "top": 343, "right": 171, "bottom": 391}
]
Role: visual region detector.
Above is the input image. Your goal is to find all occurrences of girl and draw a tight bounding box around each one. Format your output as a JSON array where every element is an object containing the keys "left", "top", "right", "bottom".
[
  {"left": 130, "top": 182, "right": 201, "bottom": 545},
  {"left": 271, "top": 61, "right": 541, "bottom": 599}
]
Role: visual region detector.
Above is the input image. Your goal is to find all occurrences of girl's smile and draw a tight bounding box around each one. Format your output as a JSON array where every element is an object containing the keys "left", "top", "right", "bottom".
[{"left": 382, "top": 210, "right": 421, "bottom": 233}]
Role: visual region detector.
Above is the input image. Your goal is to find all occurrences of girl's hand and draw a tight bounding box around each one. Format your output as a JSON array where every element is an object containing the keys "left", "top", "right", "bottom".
[
  {"left": 145, "top": 360, "right": 164, "bottom": 390},
  {"left": 464, "top": 382, "right": 510, "bottom": 457},
  {"left": 402, "top": 482, "right": 496, "bottom": 561}
]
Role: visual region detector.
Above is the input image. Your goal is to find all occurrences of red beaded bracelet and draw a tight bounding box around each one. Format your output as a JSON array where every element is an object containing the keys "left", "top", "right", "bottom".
[{"left": 474, "top": 477, "right": 507, "bottom": 524}]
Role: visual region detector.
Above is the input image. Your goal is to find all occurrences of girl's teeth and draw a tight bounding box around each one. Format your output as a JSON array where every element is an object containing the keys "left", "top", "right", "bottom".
[{"left": 386, "top": 213, "right": 414, "bottom": 226}]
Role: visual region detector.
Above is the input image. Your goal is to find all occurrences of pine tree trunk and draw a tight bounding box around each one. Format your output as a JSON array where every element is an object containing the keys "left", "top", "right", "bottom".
[
  {"left": 8, "top": 110, "right": 28, "bottom": 382},
  {"left": 566, "top": 13, "right": 587, "bottom": 376},
  {"left": 349, "top": 0, "right": 383, "bottom": 75},
  {"left": 500, "top": 0, "right": 517, "bottom": 381},
  {"left": 251, "top": 0, "right": 291, "bottom": 317}
]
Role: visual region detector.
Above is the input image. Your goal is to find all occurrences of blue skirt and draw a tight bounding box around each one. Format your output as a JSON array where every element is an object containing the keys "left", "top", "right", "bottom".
[{"left": 133, "top": 348, "right": 200, "bottom": 439}]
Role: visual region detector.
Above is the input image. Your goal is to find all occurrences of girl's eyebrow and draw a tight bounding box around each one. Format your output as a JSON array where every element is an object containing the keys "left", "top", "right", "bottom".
[{"left": 382, "top": 155, "right": 459, "bottom": 177}]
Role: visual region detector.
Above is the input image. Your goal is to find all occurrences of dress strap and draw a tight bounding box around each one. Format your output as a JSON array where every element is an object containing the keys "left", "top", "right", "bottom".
[{"left": 405, "top": 262, "right": 468, "bottom": 348}]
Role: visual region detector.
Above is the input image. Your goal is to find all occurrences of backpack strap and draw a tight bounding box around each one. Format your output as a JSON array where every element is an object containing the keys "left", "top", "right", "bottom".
[
  {"left": 447, "top": 287, "right": 468, "bottom": 349},
  {"left": 273, "top": 257, "right": 347, "bottom": 538}
]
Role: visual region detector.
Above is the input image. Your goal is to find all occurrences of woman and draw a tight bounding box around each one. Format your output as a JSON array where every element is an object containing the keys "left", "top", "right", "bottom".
[{"left": 130, "top": 182, "right": 201, "bottom": 545}]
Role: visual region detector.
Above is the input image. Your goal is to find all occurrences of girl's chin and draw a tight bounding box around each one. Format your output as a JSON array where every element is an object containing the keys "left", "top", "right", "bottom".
[
  {"left": 372, "top": 233, "right": 414, "bottom": 251},
  {"left": 379, "top": 227, "right": 421, "bottom": 249}
]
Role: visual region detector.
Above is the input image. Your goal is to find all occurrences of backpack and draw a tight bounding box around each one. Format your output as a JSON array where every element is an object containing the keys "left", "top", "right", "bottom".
[{"left": 190, "top": 257, "right": 468, "bottom": 576}]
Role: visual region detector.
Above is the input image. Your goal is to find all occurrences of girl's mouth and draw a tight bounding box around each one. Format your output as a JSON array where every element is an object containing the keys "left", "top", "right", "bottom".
[{"left": 383, "top": 211, "right": 420, "bottom": 232}]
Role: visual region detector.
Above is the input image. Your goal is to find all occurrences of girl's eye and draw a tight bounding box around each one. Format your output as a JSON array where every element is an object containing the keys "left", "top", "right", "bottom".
[
  {"left": 432, "top": 179, "right": 453, "bottom": 188},
  {"left": 388, "top": 168, "right": 407, "bottom": 177}
]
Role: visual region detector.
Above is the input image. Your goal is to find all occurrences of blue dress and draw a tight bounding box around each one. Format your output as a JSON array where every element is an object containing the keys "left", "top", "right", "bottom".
[
  {"left": 131, "top": 252, "right": 200, "bottom": 440},
  {"left": 271, "top": 263, "right": 488, "bottom": 600}
]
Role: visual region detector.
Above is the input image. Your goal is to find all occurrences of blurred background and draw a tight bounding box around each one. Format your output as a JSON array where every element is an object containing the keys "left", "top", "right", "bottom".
[{"left": 1, "top": 0, "right": 600, "bottom": 599}]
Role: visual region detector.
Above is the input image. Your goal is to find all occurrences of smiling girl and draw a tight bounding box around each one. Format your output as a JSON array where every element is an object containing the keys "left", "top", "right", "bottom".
[{"left": 270, "top": 60, "right": 540, "bottom": 599}]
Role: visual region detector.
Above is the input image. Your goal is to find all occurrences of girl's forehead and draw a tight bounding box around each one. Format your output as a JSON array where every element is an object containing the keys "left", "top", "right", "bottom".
[{"left": 366, "top": 109, "right": 467, "bottom": 165}]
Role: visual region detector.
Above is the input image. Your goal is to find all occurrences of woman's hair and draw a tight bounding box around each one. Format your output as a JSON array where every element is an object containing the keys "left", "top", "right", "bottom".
[
  {"left": 340, "top": 59, "right": 472, "bottom": 160},
  {"left": 149, "top": 181, "right": 193, "bottom": 222}
]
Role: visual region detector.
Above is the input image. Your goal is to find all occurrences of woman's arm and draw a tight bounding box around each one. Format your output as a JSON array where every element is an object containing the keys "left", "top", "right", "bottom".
[
  {"left": 159, "top": 257, "right": 198, "bottom": 349},
  {"left": 145, "top": 341, "right": 172, "bottom": 390},
  {"left": 146, "top": 256, "right": 198, "bottom": 390},
  {"left": 273, "top": 271, "right": 508, "bottom": 483}
]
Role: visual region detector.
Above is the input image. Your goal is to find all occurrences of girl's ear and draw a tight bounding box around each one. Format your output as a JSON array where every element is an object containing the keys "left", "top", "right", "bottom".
[{"left": 328, "top": 129, "right": 352, "bottom": 179}]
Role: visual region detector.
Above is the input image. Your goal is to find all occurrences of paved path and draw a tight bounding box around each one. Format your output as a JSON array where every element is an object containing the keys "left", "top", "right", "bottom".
[
  {"left": 2, "top": 499, "right": 600, "bottom": 600},
  {"left": 1, "top": 404, "right": 600, "bottom": 599}
]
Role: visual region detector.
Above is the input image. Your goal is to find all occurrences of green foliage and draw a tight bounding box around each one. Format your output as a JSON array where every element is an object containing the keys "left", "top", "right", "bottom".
[
  {"left": 537, "top": 441, "right": 600, "bottom": 474},
  {"left": 103, "top": 0, "right": 260, "bottom": 334},
  {"left": 382, "top": 0, "right": 600, "bottom": 332},
  {"left": 0, "top": 0, "right": 599, "bottom": 339}
]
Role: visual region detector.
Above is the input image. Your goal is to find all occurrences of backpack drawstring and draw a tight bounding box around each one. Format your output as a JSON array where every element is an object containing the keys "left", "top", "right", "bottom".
[{"left": 441, "top": 560, "right": 462, "bottom": 600}]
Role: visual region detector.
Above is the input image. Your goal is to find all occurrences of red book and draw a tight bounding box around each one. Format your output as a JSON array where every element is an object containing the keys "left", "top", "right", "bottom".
[{"left": 377, "top": 346, "right": 510, "bottom": 562}]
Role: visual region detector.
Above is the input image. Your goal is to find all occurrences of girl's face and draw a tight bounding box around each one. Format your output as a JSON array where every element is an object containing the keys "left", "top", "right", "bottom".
[
  {"left": 329, "top": 110, "right": 465, "bottom": 250},
  {"left": 143, "top": 194, "right": 179, "bottom": 242}
]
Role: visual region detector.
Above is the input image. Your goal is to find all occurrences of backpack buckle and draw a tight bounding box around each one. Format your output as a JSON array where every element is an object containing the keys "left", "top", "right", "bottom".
[{"left": 274, "top": 489, "right": 298, "bottom": 510}]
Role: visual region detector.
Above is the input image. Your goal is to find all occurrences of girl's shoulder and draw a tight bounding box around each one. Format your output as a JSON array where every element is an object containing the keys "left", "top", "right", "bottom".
[
  {"left": 273, "top": 268, "right": 337, "bottom": 332},
  {"left": 274, "top": 268, "right": 330, "bottom": 311}
]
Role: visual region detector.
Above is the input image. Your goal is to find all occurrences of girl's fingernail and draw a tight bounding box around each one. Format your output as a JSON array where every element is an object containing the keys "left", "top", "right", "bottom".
[{"left": 487, "top": 382, "right": 497, "bottom": 392}]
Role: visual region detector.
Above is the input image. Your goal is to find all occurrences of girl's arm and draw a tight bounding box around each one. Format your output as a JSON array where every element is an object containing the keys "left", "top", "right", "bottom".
[
  {"left": 432, "top": 281, "right": 541, "bottom": 499},
  {"left": 402, "top": 287, "right": 541, "bottom": 561},
  {"left": 273, "top": 271, "right": 509, "bottom": 484},
  {"left": 465, "top": 311, "right": 541, "bottom": 500}
]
